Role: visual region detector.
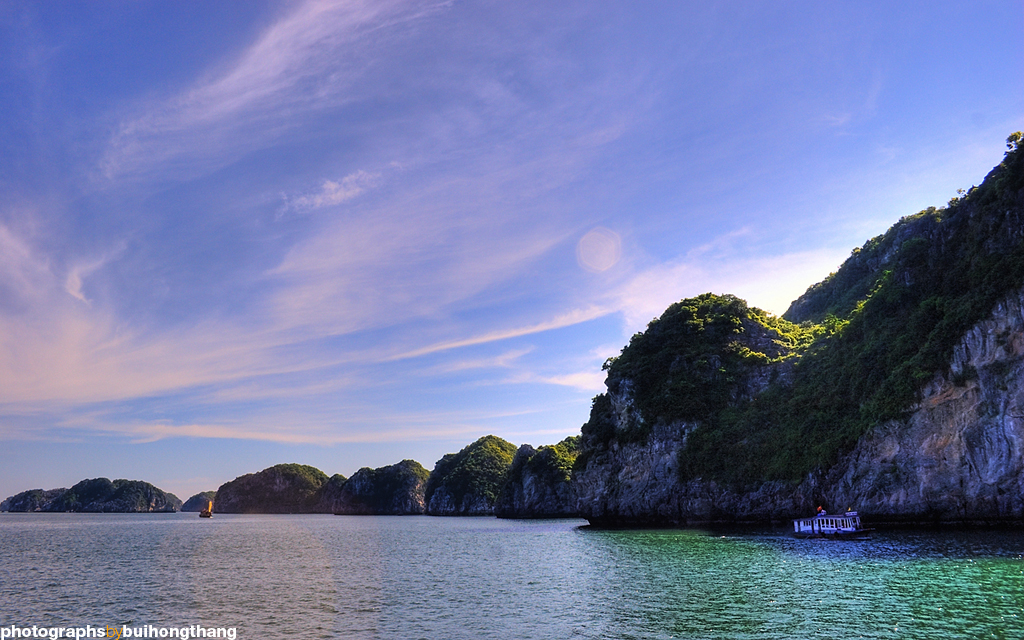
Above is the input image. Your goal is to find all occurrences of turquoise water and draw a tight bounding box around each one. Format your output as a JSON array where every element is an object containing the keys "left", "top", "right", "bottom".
[{"left": 0, "top": 514, "right": 1022, "bottom": 639}]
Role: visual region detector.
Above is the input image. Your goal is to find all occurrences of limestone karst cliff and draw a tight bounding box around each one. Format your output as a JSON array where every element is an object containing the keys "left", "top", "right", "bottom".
[
  {"left": 1, "top": 488, "right": 67, "bottom": 512},
  {"left": 425, "top": 435, "right": 516, "bottom": 515},
  {"left": 821, "top": 288, "right": 1024, "bottom": 522},
  {"left": 573, "top": 295, "right": 812, "bottom": 525},
  {"left": 495, "top": 437, "right": 579, "bottom": 518},
  {"left": 322, "top": 460, "right": 429, "bottom": 515},
  {"left": 181, "top": 491, "right": 217, "bottom": 512},
  {"left": 573, "top": 134, "right": 1024, "bottom": 526},
  {"left": 215, "top": 463, "right": 328, "bottom": 514}
]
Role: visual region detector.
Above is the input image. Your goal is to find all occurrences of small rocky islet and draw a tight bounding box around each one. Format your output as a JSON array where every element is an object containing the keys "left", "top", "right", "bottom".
[
  {"left": 180, "top": 491, "right": 217, "bottom": 512},
  {"left": 4, "top": 136, "right": 1024, "bottom": 526}
]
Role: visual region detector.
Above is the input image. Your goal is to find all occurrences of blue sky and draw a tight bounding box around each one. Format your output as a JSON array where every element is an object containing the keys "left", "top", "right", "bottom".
[{"left": 0, "top": 1, "right": 1021, "bottom": 501}]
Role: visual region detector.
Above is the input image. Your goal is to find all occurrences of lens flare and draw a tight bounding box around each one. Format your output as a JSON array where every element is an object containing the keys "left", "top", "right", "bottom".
[{"left": 576, "top": 227, "right": 621, "bottom": 272}]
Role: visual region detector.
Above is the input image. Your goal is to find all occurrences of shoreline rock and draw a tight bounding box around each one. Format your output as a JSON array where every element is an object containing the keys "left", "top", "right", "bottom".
[
  {"left": 181, "top": 491, "right": 217, "bottom": 512},
  {"left": 426, "top": 435, "right": 516, "bottom": 516},
  {"left": 322, "top": 460, "right": 429, "bottom": 515},
  {"left": 495, "top": 437, "right": 580, "bottom": 518}
]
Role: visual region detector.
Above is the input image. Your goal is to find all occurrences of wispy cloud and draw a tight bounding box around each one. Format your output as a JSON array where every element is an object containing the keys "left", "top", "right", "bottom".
[
  {"left": 101, "top": 0, "right": 450, "bottom": 181},
  {"left": 282, "top": 170, "right": 381, "bottom": 213},
  {"left": 63, "top": 246, "right": 125, "bottom": 304},
  {"left": 387, "top": 306, "right": 610, "bottom": 361},
  {"left": 264, "top": 192, "right": 575, "bottom": 339},
  {"left": 425, "top": 348, "right": 535, "bottom": 374},
  {"left": 52, "top": 401, "right": 550, "bottom": 446},
  {"left": 0, "top": 222, "right": 53, "bottom": 308},
  {"left": 532, "top": 370, "right": 606, "bottom": 392}
]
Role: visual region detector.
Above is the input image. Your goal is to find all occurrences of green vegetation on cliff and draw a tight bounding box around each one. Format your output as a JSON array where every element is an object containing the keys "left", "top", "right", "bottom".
[
  {"left": 1, "top": 488, "right": 67, "bottom": 512},
  {"left": 1, "top": 479, "right": 182, "bottom": 512},
  {"left": 425, "top": 435, "right": 517, "bottom": 514},
  {"left": 523, "top": 436, "right": 580, "bottom": 484},
  {"left": 181, "top": 491, "right": 217, "bottom": 512},
  {"left": 507, "top": 436, "right": 580, "bottom": 491},
  {"left": 582, "top": 134, "right": 1024, "bottom": 486},
  {"left": 496, "top": 436, "right": 580, "bottom": 518},
  {"left": 215, "top": 463, "right": 329, "bottom": 513},
  {"left": 598, "top": 293, "right": 815, "bottom": 443},
  {"left": 327, "top": 460, "right": 429, "bottom": 514}
]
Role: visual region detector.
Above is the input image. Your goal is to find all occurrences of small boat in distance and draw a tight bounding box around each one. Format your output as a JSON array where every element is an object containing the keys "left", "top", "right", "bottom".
[
  {"left": 199, "top": 501, "right": 213, "bottom": 518},
  {"left": 793, "top": 508, "right": 872, "bottom": 539}
]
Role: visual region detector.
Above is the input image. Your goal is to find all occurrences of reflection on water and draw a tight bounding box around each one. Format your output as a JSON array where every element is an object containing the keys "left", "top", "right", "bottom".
[{"left": 0, "top": 514, "right": 1021, "bottom": 639}]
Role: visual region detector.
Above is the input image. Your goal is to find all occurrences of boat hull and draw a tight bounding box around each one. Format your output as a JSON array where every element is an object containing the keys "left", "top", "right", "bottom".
[{"left": 793, "top": 528, "right": 873, "bottom": 540}]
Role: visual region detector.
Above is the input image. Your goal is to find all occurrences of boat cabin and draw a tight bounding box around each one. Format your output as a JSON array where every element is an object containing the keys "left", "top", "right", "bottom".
[{"left": 792, "top": 510, "right": 869, "bottom": 538}]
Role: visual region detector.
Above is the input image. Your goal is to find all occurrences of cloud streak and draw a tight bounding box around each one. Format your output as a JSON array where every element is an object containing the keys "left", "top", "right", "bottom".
[
  {"left": 101, "top": 0, "right": 449, "bottom": 181},
  {"left": 387, "top": 306, "right": 611, "bottom": 361},
  {"left": 282, "top": 170, "right": 381, "bottom": 213}
]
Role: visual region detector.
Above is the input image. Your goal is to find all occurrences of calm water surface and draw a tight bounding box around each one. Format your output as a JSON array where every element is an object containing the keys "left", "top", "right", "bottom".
[{"left": 1, "top": 513, "right": 1022, "bottom": 639}]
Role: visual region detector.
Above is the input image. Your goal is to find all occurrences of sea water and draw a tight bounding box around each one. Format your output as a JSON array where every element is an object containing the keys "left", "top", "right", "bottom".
[{"left": 0, "top": 513, "right": 1022, "bottom": 639}]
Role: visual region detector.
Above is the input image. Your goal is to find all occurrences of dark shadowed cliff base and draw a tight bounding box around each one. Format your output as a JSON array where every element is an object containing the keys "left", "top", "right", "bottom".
[{"left": 495, "top": 437, "right": 579, "bottom": 518}]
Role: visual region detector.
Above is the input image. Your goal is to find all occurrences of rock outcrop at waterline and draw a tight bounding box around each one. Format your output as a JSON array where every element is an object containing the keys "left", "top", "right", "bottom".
[
  {"left": 425, "top": 435, "right": 517, "bottom": 515},
  {"left": 495, "top": 437, "right": 580, "bottom": 518},
  {"left": 821, "top": 289, "right": 1024, "bottom": 523},
  {"left": 211, "top": 459, "right": 433, "bottom": 514},
  {"left": 321, "top": 460, "right": 430, "bottom": 515},
  {"left": 573, "top": 135, "right": 1024, "bottom": 526},
  {"left": 572, "top": 295, "right": 811, "bottom": 525},
  {"left": 214, "top": 463, "right": 329, "bottom": 514},
  {"left": 1, "top": 488, "right": 68, "bottom": 512},
  {"left": 1, "top": 479, "right": 181, "bottom": 513},
  {"left": 181, "top": 491, "right": 218, "bottom": 512}
]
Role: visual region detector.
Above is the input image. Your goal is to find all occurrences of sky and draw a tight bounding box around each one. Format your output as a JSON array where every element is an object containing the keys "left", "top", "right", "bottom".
[{"left": 0, "top": 1, "right": 1021, "bottom": 502}]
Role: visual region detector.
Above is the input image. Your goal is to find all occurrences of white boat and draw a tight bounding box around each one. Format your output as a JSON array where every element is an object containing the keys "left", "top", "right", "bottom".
[{"left": 793, "top": 510, "right": 872, "bottom": 539}]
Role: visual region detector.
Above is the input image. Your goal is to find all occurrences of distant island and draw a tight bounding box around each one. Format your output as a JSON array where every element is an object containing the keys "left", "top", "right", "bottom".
[
  {"left": 5, "top": 135, "right": 1023, "bottom": 527},
  {"left": 180, "top": 491, "right": 217, "bottom": 512},
  {"left": 1, "top": 478, "right": 180, "bottom": 513}
]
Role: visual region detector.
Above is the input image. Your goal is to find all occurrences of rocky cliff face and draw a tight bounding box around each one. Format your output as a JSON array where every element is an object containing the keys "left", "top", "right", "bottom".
[
  {"left": 215, "top": 463, "right": 328, "bottom": 514},
  {"left": 574, "top": 294, "right": 809, "bottom": 525},
  {"left": 181, "top": 491, "right": 217, "bottom": 512},
  {"left": 425, "top": 435, "right": 516, "bottom": 515},
  {"left": 574, "top": 410, "right": 813, "bottom": 526},
  {"left": 573, "top": 138, "right": 1024, "bottom": 526},
  {"left": 322, "top": 460, "right": 429, "bottom": 515},
  {"left": 820, "top": 288, "right": 1024, "bottom": 523},
  {"left": 495, "top": 438, "right": 580, "bottom": 518},
  {"left": 574, "top": 287, "right": 1024, "bottom": 527}
]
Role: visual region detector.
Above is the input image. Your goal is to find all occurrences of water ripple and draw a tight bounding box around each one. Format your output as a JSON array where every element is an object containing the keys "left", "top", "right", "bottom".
[{"left": 1, "top": 515, "right": 1022, "bottom": 639}]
